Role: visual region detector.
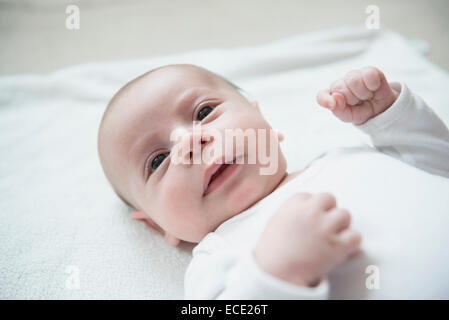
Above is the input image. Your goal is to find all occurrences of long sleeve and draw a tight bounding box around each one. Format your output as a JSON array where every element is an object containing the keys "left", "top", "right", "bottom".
[
  {"left": 355, "top": 82, "right": 449, "bottom": 178},
  {"left": 184, "top": 233, "right": 329, "bottom": 300}
]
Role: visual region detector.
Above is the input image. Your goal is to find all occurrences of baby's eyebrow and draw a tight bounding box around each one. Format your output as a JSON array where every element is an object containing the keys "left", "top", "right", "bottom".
[{"left": 173, "top": 87, "right": 208, "bottom": 119}]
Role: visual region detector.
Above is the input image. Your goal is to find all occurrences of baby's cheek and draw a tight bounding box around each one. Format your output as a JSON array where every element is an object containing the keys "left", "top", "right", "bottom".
[
  {"left": 161, "top": 184, "right": 203, "bottom": 239},
  {"left": 230, "top": 180, "right": 258, "bottom": 212},
  {"left": 163, "top": 183, "right": 196, "bottom": 216}
]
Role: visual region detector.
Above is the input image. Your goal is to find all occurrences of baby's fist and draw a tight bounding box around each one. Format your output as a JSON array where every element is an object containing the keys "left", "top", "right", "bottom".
[
  {"left": 316, "top": 66, "right": 399, "bottom": 125},
  {"left": 253, "top": 193, "right": 362, "bottom": 288}
]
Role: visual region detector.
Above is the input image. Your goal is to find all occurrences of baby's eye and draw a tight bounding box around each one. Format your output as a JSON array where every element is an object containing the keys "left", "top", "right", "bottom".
[
  {"left": 150, "top": 153, "right": 169, "bottom": 172},
  {"left": 196, "top": 106, "right": 214, "bottom": 121}
]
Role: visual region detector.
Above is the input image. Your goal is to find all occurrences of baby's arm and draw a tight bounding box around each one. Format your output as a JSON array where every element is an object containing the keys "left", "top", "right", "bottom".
[
  {"left": 317, "top": 67, "right": 449, "bottom": 178},
  {"left": 184, "top": 193, "right": 361, "bottom": 299},
  {"left": 184, "top": 233, "right": 329, "bottom": 299}
]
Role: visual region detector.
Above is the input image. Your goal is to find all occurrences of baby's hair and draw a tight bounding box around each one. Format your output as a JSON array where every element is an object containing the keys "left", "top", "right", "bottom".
[{"left": 98, "top": 64, "right": 249, "bottom": 210}]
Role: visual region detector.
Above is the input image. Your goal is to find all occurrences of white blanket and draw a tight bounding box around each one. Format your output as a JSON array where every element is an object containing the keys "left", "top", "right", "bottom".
[{"left": 1, "top": 25, "right": 448, "bottom": 299}]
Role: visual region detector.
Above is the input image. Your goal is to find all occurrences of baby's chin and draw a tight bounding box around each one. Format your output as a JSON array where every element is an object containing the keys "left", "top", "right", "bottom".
[
  {"left": 172, "top": 168, "right": 285, "bottom": 244},
  {"left": 225, "top": 161, "right": 286, "bottom": 216}
]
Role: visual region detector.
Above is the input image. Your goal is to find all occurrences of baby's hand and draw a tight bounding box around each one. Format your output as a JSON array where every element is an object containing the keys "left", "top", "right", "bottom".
[
  {"left": 253, "top": 193, "right": 361, "bottom": 287},
  {"left": 316, "top": 66, "right": 399, "bottom": 125}
]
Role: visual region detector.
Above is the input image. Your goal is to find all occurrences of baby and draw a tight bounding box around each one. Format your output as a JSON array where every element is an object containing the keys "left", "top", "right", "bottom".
[{"left": 98, "top": 64, "right": 449, "bottom": 299}]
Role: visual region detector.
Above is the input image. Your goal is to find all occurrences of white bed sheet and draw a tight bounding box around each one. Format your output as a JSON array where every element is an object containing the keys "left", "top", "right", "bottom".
[{"left": 1, "top": 25, "right": 448, "bottom": 299}]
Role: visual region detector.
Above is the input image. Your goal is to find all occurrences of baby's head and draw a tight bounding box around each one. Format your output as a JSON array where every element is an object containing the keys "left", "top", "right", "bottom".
[{"left": 98, "top": 64, "right": 287, "bottom": 246}]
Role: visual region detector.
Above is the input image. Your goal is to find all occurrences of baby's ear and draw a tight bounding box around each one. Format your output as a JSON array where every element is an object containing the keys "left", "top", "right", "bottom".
[
  {"left": 130, "top": 210, "right": 164, "bottom": 233},
  {"left": 164, "top": 233, "right": 181, "bottom": 247},
  {"left": 276, "top": 130, "right": 285, "bottom": 142},
  {"left": 251, "top": 100, "right": 260, "bottom": 112},
  {"left": 130, "top": 210, "right": 181, "bottom": 247}
]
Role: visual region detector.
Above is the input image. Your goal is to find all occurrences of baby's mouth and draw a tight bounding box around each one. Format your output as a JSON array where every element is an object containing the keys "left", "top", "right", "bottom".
[{"left": 203, "top": 156, "right": 242, "bottom": 196}]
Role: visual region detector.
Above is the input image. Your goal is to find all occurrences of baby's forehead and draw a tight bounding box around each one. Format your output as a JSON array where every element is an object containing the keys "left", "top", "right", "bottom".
[
  {"left": 138, "top": 65, "right": 224, "bottom": 93},
  {"left": 106, "top": 65, "right": 231, "bottom": 139},
  {"left": 117, "top": 66, "right": 231, "bottom": 115}
]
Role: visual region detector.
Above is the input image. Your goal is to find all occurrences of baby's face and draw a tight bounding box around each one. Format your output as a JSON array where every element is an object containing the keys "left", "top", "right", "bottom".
[{"left": 99, "top": 65, "right": 287, "bottom": 243}]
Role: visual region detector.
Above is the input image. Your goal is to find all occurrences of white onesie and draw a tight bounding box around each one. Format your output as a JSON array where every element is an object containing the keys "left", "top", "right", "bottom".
[{"left": 184, "top": 82, "right": 449, "bottom": 299}]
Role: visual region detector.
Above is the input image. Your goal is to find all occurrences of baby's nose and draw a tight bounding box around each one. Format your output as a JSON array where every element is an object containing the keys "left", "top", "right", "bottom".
[{"left": 177, "top": 129, "right": 215, "bottom": 164}]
